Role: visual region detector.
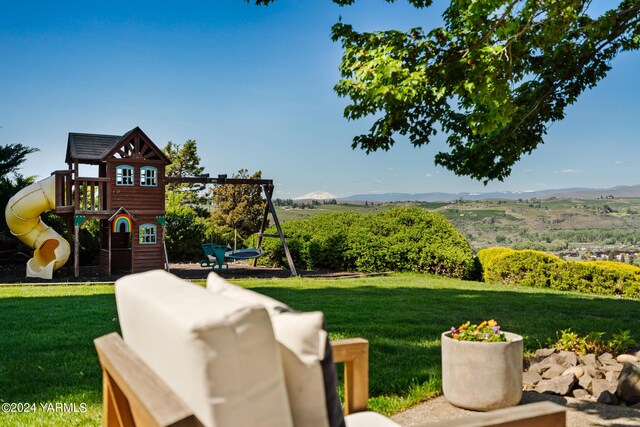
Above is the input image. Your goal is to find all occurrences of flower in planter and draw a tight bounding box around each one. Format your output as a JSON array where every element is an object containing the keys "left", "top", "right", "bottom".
[{"left": 450, "top": 319, "right": 508, "bottom": 342}]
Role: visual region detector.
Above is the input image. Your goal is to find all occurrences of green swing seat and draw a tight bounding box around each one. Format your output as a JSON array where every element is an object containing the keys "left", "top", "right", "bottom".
[{"left": 200, "top": 243, "right": 229, "bottom": 270}]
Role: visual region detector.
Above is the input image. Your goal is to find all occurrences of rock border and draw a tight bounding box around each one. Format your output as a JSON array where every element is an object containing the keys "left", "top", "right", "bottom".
[{"left": 524, "top": 348, "right": 640, "bottom": 407}]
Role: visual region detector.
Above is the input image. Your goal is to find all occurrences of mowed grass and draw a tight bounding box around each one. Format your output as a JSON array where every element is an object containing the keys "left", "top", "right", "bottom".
[
  {"left": 1, "top": 275, "right": 639, "bottom": 425},
  {"left": 0, "top": 285, "right": 116, "bottom": 427}
]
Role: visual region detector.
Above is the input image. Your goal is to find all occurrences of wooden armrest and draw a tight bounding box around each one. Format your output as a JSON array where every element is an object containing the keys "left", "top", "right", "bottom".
[
  {"left": 95, "top": 333, "right": 202, "bottom": 427},
  {"left": 331, "top": 338, "right": 369, "bottom": 415}
]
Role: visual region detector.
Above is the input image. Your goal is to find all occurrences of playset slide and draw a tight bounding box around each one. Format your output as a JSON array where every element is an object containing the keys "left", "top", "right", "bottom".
[{"left": 4, "top": 175, "right": 70, "bottom": 279}]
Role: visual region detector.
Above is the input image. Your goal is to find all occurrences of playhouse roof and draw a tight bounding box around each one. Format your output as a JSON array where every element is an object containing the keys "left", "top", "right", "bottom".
[{"left": 65, "top": 127, "right": 170, "bottom": 165}]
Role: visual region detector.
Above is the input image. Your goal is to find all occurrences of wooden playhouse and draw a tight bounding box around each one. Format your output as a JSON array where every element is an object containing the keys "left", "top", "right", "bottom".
[{"left": 54, "top": 126, "right": 170, "bottom": 275}]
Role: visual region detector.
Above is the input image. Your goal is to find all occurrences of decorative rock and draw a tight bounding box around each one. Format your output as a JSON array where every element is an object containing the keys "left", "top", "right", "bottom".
[
  {"left": 602, "top": 363, "right": 624, "bottom": 373},
  {"left": 582, "top": 364, "right": 598, "bottom": 379},
  {"left": 572, "top": 389, "right": 592, "bottom": 400},
  {"left": 605, "top": 370, "right": 619, "bottom": 383},
  {"left": 523, "top": 370, "right": 543, "bottom": 387},
  {"left": 539, "top": 354, "right": 559, "bottom": 369},
  {"left": 617, "top": 354, "right": 640, "bottom": 364},
  {"left": 527, "top": 363, "right": 543, "bottom": 375},
  {"left": 558, "top": 351, "right": 578, "bottom": 367},
  {"left": 592, "top": 378, "right": 617, "bottom": 399},
  {"left": 536, "top": 374, "right": 577, "bottom": 396},
  {"left": 527, "top": 350, "right": 640, "bottom": 406},
  {"left": 542, "top": 363, "right": 567, "bottom": 379},
  {"left": 535, "top": 348, "right": 556, "bottom": 359},
  {"left": 616, "top": 362, "right": 640, "bottom": 405},
  {"left": 579, "top": 353, "right": 599, "bottom": 367},
  {"left": 562, "top": 366, "right": 584, "bottom": 379},
  {"left": 598, "top": 353, "right": 618, "bottom": 366},
  {"left": 578, "top": 374, "right": 593, "bottom": 392},
  {"left": 597, "top": 390, "right": 620, "bottom": 405}
]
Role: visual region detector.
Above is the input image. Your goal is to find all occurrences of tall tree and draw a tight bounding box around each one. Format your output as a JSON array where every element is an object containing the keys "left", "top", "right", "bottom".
[
  {"left": 1, "top": 144, "right": 38, "bottom": 253},
  {"left": 253, "top": 0, "right": 640, "bottom": 182},
  {"left": 1, "top": 143, "right": 39, "bottom": 212},
  {"left": 210, "top": 169, "right": 266, "bottom": 242},
  {"left": 162, "top": 140, "right": 206, "bottom": 205},
  {"left": 0, "top": 144, "right": 38, "bottom": 178}
]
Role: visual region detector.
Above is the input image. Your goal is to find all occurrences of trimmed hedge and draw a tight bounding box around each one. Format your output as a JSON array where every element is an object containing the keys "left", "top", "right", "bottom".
[
  {"left": 477, "top": 248, "right": 640, "bottom": 298},
  {"left": 261, "top": 207, "right": 475, "bottom": 278},
  {"left": 482, "top": 249, "right": 563, "bottom": 287},
  {"left": 476, "top": 247, "right": 515, "bottom": 269}
]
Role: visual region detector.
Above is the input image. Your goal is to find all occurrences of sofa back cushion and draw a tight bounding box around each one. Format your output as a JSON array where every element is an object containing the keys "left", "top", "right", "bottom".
[
  {"left": 116, "top": 270, "right": 293, "bottom": 427},
  {"left": 207, "top": 272, "right": 346, "bottom": 427}
]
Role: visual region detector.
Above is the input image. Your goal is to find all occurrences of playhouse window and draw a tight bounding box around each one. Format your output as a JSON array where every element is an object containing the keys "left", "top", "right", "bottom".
[
  {"left": 140, "top": 166, "right": 158, "bottom": 186},
  {"left": 139, "top": 224, "right": 157, "bottom": 244},
  {"left": 116, "top": 165, "right": 134, "bottom": 186}
]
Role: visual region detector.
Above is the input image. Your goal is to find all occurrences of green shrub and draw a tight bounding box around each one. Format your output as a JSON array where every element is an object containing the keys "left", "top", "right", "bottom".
[
  {"left": 165, "top": 191, "right": 232, "bottom": 262},
  {"left": 260, "top": 212, "right": 358, "bottom": 271},
  {"left": 261, "top": 208, "right": 474, "bottom": 277},
  {"left": 483, "top": 250, "right": 563, "bottom": 287},
  {"left": 557, "top": 262, "right": 640, "bottom": 298},
  {"left": 548, "top": 328, "right": 636, "bottom": 355},
  {"left": 478, "top": 248, "right": 640, "bottom": 298},
  {"left": 476, "top": 247, "right": 514, "bottom": 270}
]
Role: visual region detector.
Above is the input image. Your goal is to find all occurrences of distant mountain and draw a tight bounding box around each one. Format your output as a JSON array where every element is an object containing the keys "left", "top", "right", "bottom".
[
  {"left": 339, "top": 185, "right": 640, "bottom": 202},
  {"left": 294, "top": 191, "right": 337, "bottom": 200}
]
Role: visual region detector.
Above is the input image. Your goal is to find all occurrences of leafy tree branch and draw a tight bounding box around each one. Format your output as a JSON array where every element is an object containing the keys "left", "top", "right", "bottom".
[{"left": 250, "top": 0, "right": 640, "bottom": 182}]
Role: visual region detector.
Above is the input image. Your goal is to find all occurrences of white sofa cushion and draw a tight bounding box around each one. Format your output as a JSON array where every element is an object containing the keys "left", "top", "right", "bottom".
[
  {"left": 345, "top": 412, "right": 401, "bottom": 427},
  {"left": 207, "top": 272, "right": 345, "bottom": 427},
  {"left": 206, "top": 272, "right": 286, "bottom": 315},
  {"left": 116, "top": 270, "right": 293, "bottom": 427}
]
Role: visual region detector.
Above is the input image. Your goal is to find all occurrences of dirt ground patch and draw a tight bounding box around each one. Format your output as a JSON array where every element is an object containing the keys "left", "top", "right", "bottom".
[{"left": 0, "top": 261, "right": 366, "bottom": 284}]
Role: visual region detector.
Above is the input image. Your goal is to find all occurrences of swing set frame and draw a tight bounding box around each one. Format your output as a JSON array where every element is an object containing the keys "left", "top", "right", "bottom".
[{"left": 166, "top": 175, "right": 297, "bottom": 276}]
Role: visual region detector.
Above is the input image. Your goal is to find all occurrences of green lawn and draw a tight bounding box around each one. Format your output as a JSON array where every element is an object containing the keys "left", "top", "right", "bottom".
[{"left": 1, "top": 274, "right": 639, "bottom": 426}]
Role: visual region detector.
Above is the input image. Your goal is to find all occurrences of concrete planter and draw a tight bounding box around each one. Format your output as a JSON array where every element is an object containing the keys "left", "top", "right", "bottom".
[{"left": 441, "top": 331, "right": 523, "bottom": 411}]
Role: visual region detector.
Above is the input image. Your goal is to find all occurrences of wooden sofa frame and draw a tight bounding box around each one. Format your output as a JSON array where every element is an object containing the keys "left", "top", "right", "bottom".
[
  {"left": 95, "top": 333, "right": 370, "bottom": 427},
  {"left": 95, "top": 333, "right": 566, "bottom": 427}
]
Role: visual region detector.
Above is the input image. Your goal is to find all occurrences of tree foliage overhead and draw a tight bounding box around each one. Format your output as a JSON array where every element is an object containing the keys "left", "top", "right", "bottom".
[
  {"left": 253, "top": 0, "right": 640, "bottom": 182},
  {"left": 210, "top": 169, "right": 266, "bottom": 241}
]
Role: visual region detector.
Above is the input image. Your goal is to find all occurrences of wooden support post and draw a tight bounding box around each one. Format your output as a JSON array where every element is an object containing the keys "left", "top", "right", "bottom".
[
  {"left": 156, "top": 217, "right": 169, "bottom": 272},
  {"left": 163, "top": 235, "right": 170, "bottom": 272},
  {"left": 264, "top": 184, "right": 297, "bottom": 276},
  {"left": 108, "top": 225, "right": 112, "bottom": 276},
  {"left": 74, "top": 224, "right": 80, "bottom": 277},
  {"left": 66, "top": 217, "right": 74, "bottom": 275},
  {"left": 73, "top": 215, "right": 86, "bottom": 278},
  {"left": 253, "top": 185, "right": 271, "bottom": 267},
  {"left": 73, "top": 161, "right": 79, "bottom": 211},
  {"left": 331, "top": 338, "right": 369, "bottom": 415}
]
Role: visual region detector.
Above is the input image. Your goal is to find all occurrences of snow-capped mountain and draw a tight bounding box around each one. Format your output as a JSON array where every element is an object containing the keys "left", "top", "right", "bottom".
[{"left": 294, "top": 191, "right": 337, "bottom": 200}]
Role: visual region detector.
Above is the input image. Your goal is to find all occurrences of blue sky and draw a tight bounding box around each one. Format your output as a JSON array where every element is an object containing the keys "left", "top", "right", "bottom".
[{"left": 1, "top": 1, "right": 638, "bottom": 198}]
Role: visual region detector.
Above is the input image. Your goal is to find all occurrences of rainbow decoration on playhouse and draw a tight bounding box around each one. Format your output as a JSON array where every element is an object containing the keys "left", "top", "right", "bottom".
[{"left": 112, "top": 214, "right": 133, "bottom": 233}]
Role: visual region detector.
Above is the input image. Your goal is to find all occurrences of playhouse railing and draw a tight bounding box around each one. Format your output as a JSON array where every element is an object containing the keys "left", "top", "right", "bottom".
[
  {"left": 53, "top": 171, "right": 109, "bottom": 214},
  {"left": 74, "top": 177, "right": 108, "bottom": 213},
  {"left": 53, "top": 170, "right": 73, "bottom": 212}
]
